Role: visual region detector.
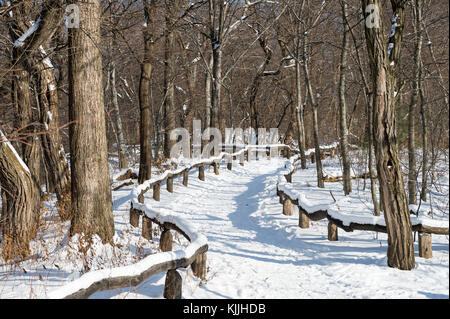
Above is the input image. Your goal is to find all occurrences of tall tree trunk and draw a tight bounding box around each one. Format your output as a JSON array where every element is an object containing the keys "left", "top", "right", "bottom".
[
  {"left": 0, "top": 130, "right": 40, "bottom": 260},
  {"left": 303, "top": 35, "right": 324, "bottom": 188},
  {"left": 366, "top": 95, "right": 380, "bottom": 216},
  {"left": 362, "top": 0, "right": 415, "bottom": 270},
  {"left": 110, "top": 62, "right": 129, "bottom": 169},
  {"left": 68, "top": 0, "right": 114, "bottom": 242},
  {"left": 339, "top": 1, "right": 352, "bottom": 195},
  {"left": 138, "top": 0, "right": 157, "bottom": 184},
  {"left": 205, "top": 54, "right": 213, "bottom": 134},
  {"left": 37, "top": 58, "right": 71, "bottom": 220},
  {"left": 163, "top": 1, "right": 178, "bottom": 159},
  {"left": 408, "top": 0, "right": 424, "bottom": 205},
  {"left": 295, "top": 58, "right": 307, "bottom": 169},
  {"left": 419, "top": 74, "right": 427, "bottom": 202}
]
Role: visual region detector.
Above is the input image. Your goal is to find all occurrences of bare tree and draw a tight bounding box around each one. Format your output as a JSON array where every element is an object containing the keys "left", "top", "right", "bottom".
[
  {"left": 68, "top": 0, "right": 114, "bottom": 242},
  {"left": 361, "top": 0, "right": 415, "bottom": 270}
]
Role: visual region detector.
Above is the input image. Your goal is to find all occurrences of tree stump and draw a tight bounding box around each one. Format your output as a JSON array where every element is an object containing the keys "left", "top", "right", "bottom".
[
  {"left": 328, "top": 222, "right": 338, "bottom": 241},
  {"left": 298, "top": 207, "right": 310, "bottom": 229},
  {"left": 213, "top": 162, "right": 219, "bottom": 175},
  {"left": 198, "top": 166, "right": 205, "bottom": 181},
  {"left": 163, "top": 269, "right": 182, "bottom": 299},
  {"left": 142, "top": 216, "right": 153, "bottom": 240},
  {"left": 153, "top": 183, "right": 160, "bottom": 201},
  {"left": 182, "top": 170, "right": 188, "bottom": 186},
  {"left": 418, "top": 232, "right": 432, "bottom": 259},
  {"left": 167, "top": 176, "right": 173, "bottom": 193},
  {"left": 283, "top": 197, "right": 293, "bottom": 216},
  {"left": 130, "top": 209, "right": 140, "bottom": 227},
  {"left": 192, "top": 253, "right": 207, "bottom": 280},
  {"left": 160, "top": 229, "right": 173, "bottom": 252}
]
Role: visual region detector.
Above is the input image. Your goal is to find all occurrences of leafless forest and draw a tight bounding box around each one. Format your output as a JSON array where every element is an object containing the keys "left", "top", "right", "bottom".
[{"left": 0, "top": 0, "right": 448, "bottom": 274}]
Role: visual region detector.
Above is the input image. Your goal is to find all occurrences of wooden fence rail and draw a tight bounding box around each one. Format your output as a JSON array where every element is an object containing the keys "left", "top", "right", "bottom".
[
  {"left": 277, "top": 152, "right": 449, "bottom": 260},
  {"left": 49, "top": 144, "right": 288, "bottom": 299}
]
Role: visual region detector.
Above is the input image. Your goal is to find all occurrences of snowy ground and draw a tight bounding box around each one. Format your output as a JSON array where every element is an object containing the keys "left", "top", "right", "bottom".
[{"left": 0, "top": 153, "right": 448, "bottom": 299}]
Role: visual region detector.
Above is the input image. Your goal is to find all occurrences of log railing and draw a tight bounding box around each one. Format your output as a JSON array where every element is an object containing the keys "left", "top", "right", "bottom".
[
  {"left": 48, "top": 144, "right": 288, "bottom": 299},
  {"left": 277, "top": 153, "right": 449, "bottom": 260}
]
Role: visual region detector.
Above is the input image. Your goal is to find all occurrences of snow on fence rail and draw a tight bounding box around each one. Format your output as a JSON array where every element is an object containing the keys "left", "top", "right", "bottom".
[
  {"left": 49, "top": 144, "right": 289, "bottom": 299},
  {"left": 277, "top": 153, "right": 449, "bottom": 259}
]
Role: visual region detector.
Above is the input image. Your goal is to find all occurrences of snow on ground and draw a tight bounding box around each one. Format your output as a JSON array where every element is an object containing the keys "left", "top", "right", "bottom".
[
  {"left": 1, "top": 152, "right": 448, "bottom": 299},
  {"left": 95, "top": 156, "right": 448, "bottom": 299}
]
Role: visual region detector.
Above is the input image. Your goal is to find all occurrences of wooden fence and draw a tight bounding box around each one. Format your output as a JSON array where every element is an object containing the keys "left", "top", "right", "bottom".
[
  {"left": 277, "top": 152, "right": 449, "bottom": 260},
  {"left": 49, "top": 144, "right": 287, "bottom": 299}
]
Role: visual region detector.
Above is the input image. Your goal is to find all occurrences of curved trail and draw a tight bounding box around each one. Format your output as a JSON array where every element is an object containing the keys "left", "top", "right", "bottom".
[{"left": 93, "top": 158, "right": 449, "bottom": 299}]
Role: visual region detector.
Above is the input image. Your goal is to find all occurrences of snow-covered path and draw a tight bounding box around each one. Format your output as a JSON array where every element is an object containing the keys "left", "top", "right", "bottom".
[{"left": 92, "top": 158, "right": 449, "bottom": 299}]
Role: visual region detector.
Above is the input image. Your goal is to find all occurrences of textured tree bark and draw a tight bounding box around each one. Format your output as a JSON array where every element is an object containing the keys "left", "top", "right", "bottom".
[
  {"left": 138, "top": 1, "right": 157, "bottom": 184},
  {"left": 110, "top": 62, "right": 129, "bottom": 170},
  {"left": 407, "top": 0, "right": 424, "bottom": 205},
  {"left": 68, "top": 0, "right": 114, "bottom": 243},
  {"left": 303, "top": 35, "right": 324, "bottom": 188},
  {"left": 295, "top": 31, "right": 307, "bottom": 170},
  {"left": 0, "top": 131, "right": 40, "bottom": 260},
  {"left": 37, "top": 60, "right": 71, "bottom": 220},
  {"left": 362, "top": 0, "right": 415, "bottom": 270},
  {"left": 338, "top": 1, "right": 352, "bottom": 195},
  {"left": 163, "top": 0, "right": 178, "bottom": 159}
]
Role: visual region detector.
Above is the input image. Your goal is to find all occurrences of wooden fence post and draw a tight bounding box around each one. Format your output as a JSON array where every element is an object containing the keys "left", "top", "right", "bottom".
[
  {"left": 160, "top": 229, "right": 173, "bottom": 252},
  {"left": 142, "top": 216, "right": 153, "bottom": 240},
  {"left": 328, "top": 222, "right": 338, "bottom": 241},
  {"left": 182, "top": 170, "right": 189, "bottom": 186},
  {"left": 167, "top": 176, "right": 173, "bottom": 193},
  {"left": 213, "top": 162, "right": 219, "bottom": 175},
  {"left": 283, "top": 197, "right": 293, "bottom": 216},
  {"left": 199, "top": 166, "right": 205, "bottom": 181},
  {"left": 153, "top": 182, "right": 160, "bottom": 201},
  {"left": 130, "top": 209, "right": 140, "bottom": 227},
  {"left": 192, "top": 253, "right": 207, "bottom": 280},
  {"left": 227, "top": 159, "right": 232, "bottom": 170},
  {"left": 298, "top": 207, "right": 310, "bottom": 229},
  {"left": 419, "top": 232, "right": 432, "bottom": 259},
  {"left": 164, "top": 269, "right": 182, "bottom": 299},
  {"left": 285, "top": 173, "right": 292, "bottom": 183}
]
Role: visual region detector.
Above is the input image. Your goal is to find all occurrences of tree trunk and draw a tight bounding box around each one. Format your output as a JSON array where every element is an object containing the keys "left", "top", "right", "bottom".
[
  {"left": 362, "top": 0, "right": 415, "bottom": 270},
  {"left": 295, "top": 54, "right": 307, "bottom": 169},
  {"left": 303, "top": 35, "right": 324, "bottom": 188},
  {"left": 0, "top": 131, "right": 40, "bottom": 260},
  {"left": 338, "top": 1, "right": 352, "bottom": 195},
  {"left": 110, "top": 62, "right": 129, "bottom": 170},
  {"left": 37, "top": 59, "right": 71, "bottom": 220},
  {"left": 138, "top": 1, "right": 157, "bottom": 184},
  {"left": 163, "top": 1, "right": 178, "bottom": 159},
  {"left": 68, "top": 0, "right": 114, "bottom": 243}
]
